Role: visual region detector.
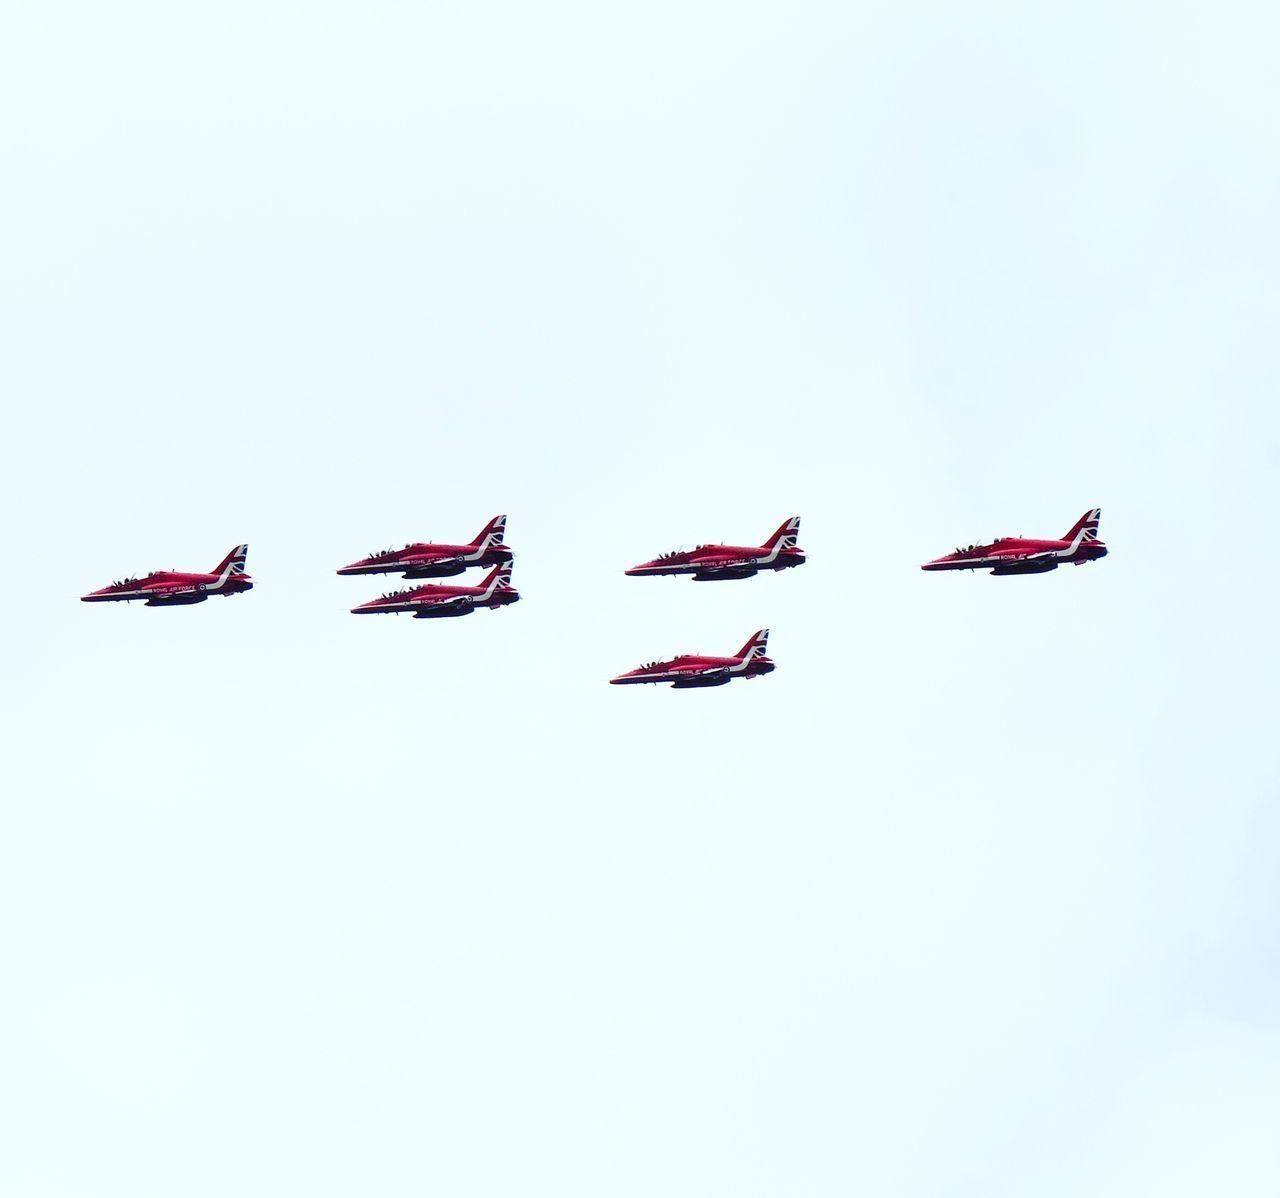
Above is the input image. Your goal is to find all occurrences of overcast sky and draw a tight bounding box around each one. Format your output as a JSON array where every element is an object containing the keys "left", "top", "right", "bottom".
[{"left": 2, "top": 2, "right": 1279, "bottom": 1194}]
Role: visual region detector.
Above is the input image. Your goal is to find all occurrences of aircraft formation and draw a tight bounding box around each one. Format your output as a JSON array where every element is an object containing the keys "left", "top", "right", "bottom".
[
  {"left": 80, "top": 509, "right": 1107, "bottom": 687},
  {"left": 337, "top": 516, "right": 519, "bottom": 619}
]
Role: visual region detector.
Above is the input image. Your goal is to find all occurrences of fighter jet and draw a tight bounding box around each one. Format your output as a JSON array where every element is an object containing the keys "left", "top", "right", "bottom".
[
  {"left": 351, "top": 562, "right": 518, "bottom": 618},
  {"left": 922, "top": 508, "right": 1107, "bottom": 575},
  {"left": 625, "top": 517, "right": 804, "bottom": 581},
  {"left": 81, "top": 545, "right": 252, "bottom": 605},
  {"left": 337, "top": 516, "right": 511, "bottom": 579},
  {"left": 609, "top": 629, "right": 774, "bottom": 688}
]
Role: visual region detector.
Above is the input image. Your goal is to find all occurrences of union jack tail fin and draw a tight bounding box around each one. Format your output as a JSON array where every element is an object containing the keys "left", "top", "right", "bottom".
[
  {"left": 1061, "top": 508, "right": 1101, "bottom": 544},
  {"left": 763, "top": 516, "right": 801, "bottom": 550},
  {"left": 478, "top": 561, "right": 514, "bottom": 597},
  {"left": 736, "top": 628, "right": 770, "bottom": 661},
  {"left": 212, "top": 544, "right": 249, "bottom": 579},
  {"left": 470, "top": 515, "right": 507, "bottom": 548}
]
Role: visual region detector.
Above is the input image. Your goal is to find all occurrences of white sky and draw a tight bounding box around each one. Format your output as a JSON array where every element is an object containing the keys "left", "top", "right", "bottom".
[{"left": 2, "top": 2, "right": 1279, "bottom": 1194}]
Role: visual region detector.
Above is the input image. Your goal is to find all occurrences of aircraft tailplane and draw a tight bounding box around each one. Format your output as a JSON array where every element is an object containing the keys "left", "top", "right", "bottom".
[
  {"left": 211, "top": 544, "right": 249, "bottom": 580},
  {"left": 763, "top": 516, "right": 801, "bottom": 550},
  {"left": 478, "top": 561, "right": 514, "bottom": 596},
  {"left": 471, "top": 515, "right": 507, "bottom": 547},
  {"left": 1061, "top": 509, "right": 1101, "bottom": 544}
]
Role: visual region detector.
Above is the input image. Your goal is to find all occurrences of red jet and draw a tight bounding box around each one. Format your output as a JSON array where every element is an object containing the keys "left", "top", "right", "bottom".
[
  {"left": 625, "top": 517, "right": 804, "bottom": 581},
  {"left": 610, "top": 629, "right": 775, "bottom": 688},
  {"left": 81, "top": 545, "right": 252, "bottom": 605},
  {"left": 351, "top": 562, "right": 518, "bottom": 618},
  {"left": 922, "top": 508, "right": 1107, "bottom": 575},
  {"left": 338, "top": 516, "right": 511, "bottom": 579}
]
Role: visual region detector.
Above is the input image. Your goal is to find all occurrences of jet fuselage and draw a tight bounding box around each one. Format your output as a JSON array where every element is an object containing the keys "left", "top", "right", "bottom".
[
  {"left": 610, "top": 653, "right": 775, "bottom": 686},
  {"left": 627, "top": 517, "right": 805, "bottom": 581},
  {"left": 922, "top": 536, "right": 1107, "bottom": 573},
  {"left": 339, "top": 516, "right": 511, "bottom": 579},
  {"left": 351, "top": 564, "right": 518, "bottom": 618},
  {"left": 610, "top": 630, "right": 775, "bottom": 688},
  {"left": 922, "top": 510, "right": 1107, "bottom": 575},
  {"left": 81, "top": 546, "right": 253, "bottom": 605},
  {"left": 338, "top": 541, "right": 512, "bottom": 579}
]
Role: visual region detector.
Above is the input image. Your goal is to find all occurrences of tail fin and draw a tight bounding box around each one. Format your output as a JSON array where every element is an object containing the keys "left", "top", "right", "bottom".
[
  {"left": 478, "top": 561, "right": 514, "bottom": 597},
  {"left": 736, "top": 628, "right": 770, "bottom": 660},
  {"left": 212, "top": 544, "right": 249, "bottom": 580},
  {"left": 1061, "top": 508, "right": 1101, "bottom": 545},
  {"left": 471, "top": 515, "right": 507, "bottom": 547},
  {"left": 764, "top": 517, "right": 801, "bottom": 550}
]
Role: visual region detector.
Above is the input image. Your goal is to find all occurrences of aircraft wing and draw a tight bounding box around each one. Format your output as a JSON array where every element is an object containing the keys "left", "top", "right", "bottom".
[
  {"left": 669, "top": 665, "right": 733, "bottom": 687},
  {"left": 403, "top": 554, "right": 466, "bottom": 577},
  {"left": 679, "top": 665, "right": 730, "bottom": 680},
  {"left": 421, "top": 595, "right": 473, "bottom": 612},
  {"left": 691, "top": 558, "right": 758, "bottom": 578},
  {"left": 989, "top": 548, "right": 1055, "bottom": 565}
]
